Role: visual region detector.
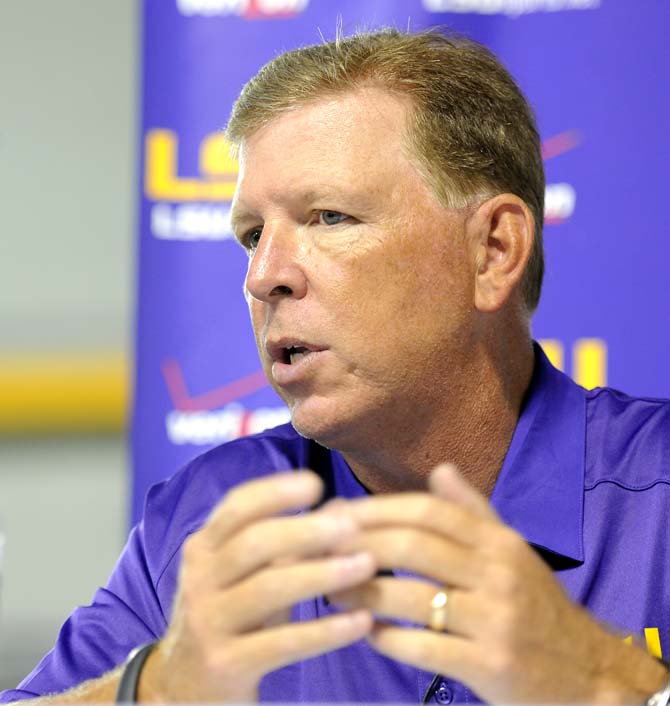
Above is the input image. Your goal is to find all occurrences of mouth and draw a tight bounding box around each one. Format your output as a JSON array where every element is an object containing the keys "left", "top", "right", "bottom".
[
  {"left": 283, "top": 346, "right": 312, "bottom": 365},
  {"left": 267, "top": 340, "right": 326, "bottom": 366}
]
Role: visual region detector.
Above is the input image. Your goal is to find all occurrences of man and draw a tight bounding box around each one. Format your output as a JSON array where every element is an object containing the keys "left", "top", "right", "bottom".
[{"left": 2, "top": 28, "right": 669, "bottom": 704}]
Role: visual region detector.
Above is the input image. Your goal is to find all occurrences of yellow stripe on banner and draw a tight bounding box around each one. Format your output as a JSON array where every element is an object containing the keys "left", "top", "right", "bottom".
[
  {"left": 573, "top": 338, "right": 607, "bottom": 390},
  {"left": 0, "top": 352, "right": 129, "bottom": 434},
  {"left": 538, "top": 339, "right": 565, "bottom": 372},
  {"left": 644, "top": 628, "right": 663, "bottom": 659}
]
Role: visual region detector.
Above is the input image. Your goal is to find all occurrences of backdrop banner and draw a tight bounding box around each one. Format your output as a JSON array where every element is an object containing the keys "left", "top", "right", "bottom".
[{"left": 132, "top": 0, "right": 670, "bottom": 524}]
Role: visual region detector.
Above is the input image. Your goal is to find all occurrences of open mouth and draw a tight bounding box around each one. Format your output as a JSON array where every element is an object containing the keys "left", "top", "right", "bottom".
[
  {"left": 267, "top": 340, "right": 325, "bottom": 367},
  {"left": 266, "top": 340, "right": 325, "bottom": 384},
  {"left": 283, "top": 346, "right": 311, "bottom": 365}
]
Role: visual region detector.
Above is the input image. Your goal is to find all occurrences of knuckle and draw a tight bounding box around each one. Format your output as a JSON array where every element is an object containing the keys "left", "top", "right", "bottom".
[
  {"left": 496, "top": 526, "right": 526, "bottom": 559},
  {"left": 208, "top": 646, "right": 240, "bottom": 681},
  {"left": 494, "top": 563, "right": 522, "bottom": 597},
  {"left": 180, "top": 541, "right": 208, "bottom": 590},
  {"left": 411, "top": 638, "right": 435, "bottom": 666},
  {"left": 188, "top": 612, "right": 213, "bottom": 642},
  {"left": 414, "top": 495, "right": 436, "bottom": 525},
  {"left": 250, "top": 568, "right": 276, "bottom": 598},
  {"left": 216, "top": 482, "right": 251, "bottom": 518},
  {"left": 177, "top": 579, "right": 200, "bottom": 610},
  {"left": 219, "top": 494, "right": 244, "bottom": 525},
  {"left": 223, "top": 482, "right": 246, "bottom": 506},
  {"left": 482, "top": 560, "right": 521, "bottom": 599},
  {"left": 182, "top": 532, "right": 201, "bottom": 565},
  {"left": 235, "top": 526, "right": 265, "bottom": 561},
  {"left": 485, "top": 646, "right": 515, "bottom": 680},
  {"left": 394, "top": 529, "right": 416, "bottom": 559},
  {"left": 168, "top": 606, "right": 211, "bottom": 657},
  {"left": 489, "top": 601, "right": 522, "bottom": 641},
  {"left": 274, "top": 629, "right": 303, "bottom": 654}
]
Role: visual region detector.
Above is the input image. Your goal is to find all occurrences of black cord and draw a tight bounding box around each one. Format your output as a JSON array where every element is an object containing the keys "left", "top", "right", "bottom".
[
  {"left": 115, "top": 642, "right": 157, "bottom": 703},
  {"left": 422, "top": 673, "right": 442, "bottom": 705}
]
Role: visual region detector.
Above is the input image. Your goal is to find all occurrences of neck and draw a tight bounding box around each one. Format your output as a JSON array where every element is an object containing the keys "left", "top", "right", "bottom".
[{"left": 341, "top": 332, "right": 535, "bottom": 498}]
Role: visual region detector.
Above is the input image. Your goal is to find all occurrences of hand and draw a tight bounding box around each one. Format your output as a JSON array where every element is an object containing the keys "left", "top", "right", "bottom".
[
  {"left": 330, "top": 464, "right": 666, "bottom": 704},
  {"left": 140, "top": 471, "right": 376, "bottom": 703}
]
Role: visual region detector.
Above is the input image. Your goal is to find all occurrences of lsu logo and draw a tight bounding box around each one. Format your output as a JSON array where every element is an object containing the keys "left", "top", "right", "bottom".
[
  {"left": 145, "top": 130, "right": 238, "bottom": 240},
  {"left": 624, "top": 628, "right": 666, "bottom": 661},
  {"left": 539, "top": 338, "right": 606, "bottom": 390},
  {"left": 176, "top": 0, "right": 309, "bottom": 19},
  {"left": 145, "top": 130, "right": 237, "bottom": 202}
]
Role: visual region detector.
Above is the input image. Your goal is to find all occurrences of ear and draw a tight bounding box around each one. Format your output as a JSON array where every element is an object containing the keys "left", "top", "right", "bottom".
[{"left": 468, "top": 194, "right": 535, "bottom": 313}]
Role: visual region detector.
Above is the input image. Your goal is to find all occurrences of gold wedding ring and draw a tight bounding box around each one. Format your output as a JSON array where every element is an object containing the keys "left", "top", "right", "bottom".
[{"left": 429, "top": 589, "right": 449, "bottom": 632}]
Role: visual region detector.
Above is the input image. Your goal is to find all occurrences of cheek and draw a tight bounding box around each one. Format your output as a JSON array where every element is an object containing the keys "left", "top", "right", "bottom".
[{"left": 247, "top": 301, "right": 265, "bottom": 345}]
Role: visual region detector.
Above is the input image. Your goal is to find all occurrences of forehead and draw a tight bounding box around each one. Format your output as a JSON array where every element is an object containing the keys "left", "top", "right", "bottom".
[
  {"left": 245, "top": 86, "right": 412, "bottom": 154},
  {"left": 232, "top": 88, "right": 418, "bottom": 210}
]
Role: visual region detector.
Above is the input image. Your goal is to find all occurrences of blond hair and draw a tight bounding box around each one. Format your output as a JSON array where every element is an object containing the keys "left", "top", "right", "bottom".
[{"left": 227, "top": 28, "right": 545, "bottom": 311}]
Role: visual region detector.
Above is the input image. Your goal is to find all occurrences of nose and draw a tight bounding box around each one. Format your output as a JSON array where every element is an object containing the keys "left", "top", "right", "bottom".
[{"left": 244, "top": 221, "right": 307, "bottom": 303}]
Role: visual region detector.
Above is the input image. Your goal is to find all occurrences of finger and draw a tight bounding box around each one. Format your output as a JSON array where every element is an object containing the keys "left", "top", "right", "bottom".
[
  {"left": 331, "top": 578, "right": 481, "bottom": 638},
  {"left": 214, "top": 511, "right": 360, "bottom": 588},
  {"left": 429, "top": 464, "right": 498, "bottom": 521},
  {"left": 346, "top": 494, "right": 489, "bottom": 548},
  {"left": 204, "top": 471, "right": 324, "bottom": 548},
  {"left": 228, "top": 610, "right": 373, "bottom": 680},
  {"left": 368, "top": 623, "right": 483, "bottom": 687},
  {"left": 319, "top": 497, "right": 350, "bottom": 513},
  {"left": 334, "top": 528, "right": 483, "bottom": 589},
  {"left": 217, "top": 552, "right": 377, "bottom": 632},
  {"left": 331, "top": 576, "right": 438, "bottom": 625}
]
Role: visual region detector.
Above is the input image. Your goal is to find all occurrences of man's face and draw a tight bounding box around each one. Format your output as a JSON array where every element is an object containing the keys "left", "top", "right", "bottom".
[{"left": 231, "top": 88, "right": 478, "bottom": 450}]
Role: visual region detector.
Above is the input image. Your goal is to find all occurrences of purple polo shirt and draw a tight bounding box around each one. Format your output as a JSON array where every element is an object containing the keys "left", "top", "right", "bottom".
[{"left": 3, "top": 346, "right": 669, "bottom": 703}]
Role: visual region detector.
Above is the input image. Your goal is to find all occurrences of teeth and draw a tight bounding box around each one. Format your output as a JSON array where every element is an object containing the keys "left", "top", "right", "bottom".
[{"left": 288, "top": 346, "right": 309, "bottom": 365}]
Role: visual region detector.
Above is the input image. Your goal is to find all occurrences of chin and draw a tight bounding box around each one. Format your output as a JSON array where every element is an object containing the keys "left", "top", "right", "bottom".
[
  {"left": 289, "top": 411, "right": 343, "bottom": 450},
  {"left": 287, "top": 397, "right": 373, "bottom": 452}
]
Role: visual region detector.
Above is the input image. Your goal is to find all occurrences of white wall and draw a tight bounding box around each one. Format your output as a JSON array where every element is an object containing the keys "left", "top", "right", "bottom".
[
  {"left": 0, "top": 0, "right": 136, "bottom": 350},
  {"left": 0, "top": 440, "right": 127, "bottom": 690}
]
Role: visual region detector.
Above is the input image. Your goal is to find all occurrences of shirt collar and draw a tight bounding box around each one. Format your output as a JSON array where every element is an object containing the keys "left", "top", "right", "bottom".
[{"left": 490, "top": 342, "right": 586, "bottom": 564}]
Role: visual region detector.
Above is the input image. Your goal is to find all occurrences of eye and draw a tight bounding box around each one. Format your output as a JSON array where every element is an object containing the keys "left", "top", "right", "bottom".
[
  {"left": 318, "top": 210, "right": 349, "bottom": 226},
  {"left": 244, "top": 227, "right": 262, "bottom": 252}
]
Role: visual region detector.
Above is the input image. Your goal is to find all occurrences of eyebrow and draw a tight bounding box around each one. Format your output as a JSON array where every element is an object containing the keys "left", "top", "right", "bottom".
[{"left": 229, "top": 203, "right": 259, "bottom": 236}]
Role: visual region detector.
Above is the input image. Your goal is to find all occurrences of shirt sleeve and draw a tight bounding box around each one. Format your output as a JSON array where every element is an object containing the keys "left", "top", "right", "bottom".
[{"left": 0, "top": 519, "right": 168, "bottom": 703}]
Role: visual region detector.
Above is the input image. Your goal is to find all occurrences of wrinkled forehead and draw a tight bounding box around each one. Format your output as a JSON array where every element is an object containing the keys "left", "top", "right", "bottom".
[
  {"left": 230, "top": 88, "right": 419, "bottom": 216},
  {"left": 239, "top": 88, "right": 413, "bottom": 173}
]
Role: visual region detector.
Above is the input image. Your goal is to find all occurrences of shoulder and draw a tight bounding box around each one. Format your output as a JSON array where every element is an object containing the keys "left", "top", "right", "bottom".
[
  {"left": 141, "top": 423, "right": 327, "bottom": 575},
  {"left": 145, "top": 422, "right": 316, "bottom": 529},
  {"left": 585, "top": 386, "right": 670, "bottom": 488}
]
